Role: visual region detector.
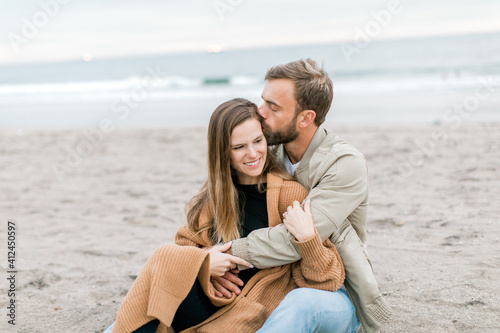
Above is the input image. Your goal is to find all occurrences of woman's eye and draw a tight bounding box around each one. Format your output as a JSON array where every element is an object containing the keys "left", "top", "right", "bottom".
[{"left": 234, "top": 146, "right": 242, "bottom": 150}]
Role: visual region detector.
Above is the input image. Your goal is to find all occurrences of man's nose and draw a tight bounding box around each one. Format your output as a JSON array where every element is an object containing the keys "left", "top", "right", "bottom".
[{"left": 257, "top": 104, "right": 267, "bottom": 119}]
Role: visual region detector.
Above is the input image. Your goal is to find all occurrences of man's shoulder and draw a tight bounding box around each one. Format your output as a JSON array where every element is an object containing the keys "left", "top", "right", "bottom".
[
  {"left": 300, "top": 128, "right": 368, "bottom": 190},
  {"left": 311, "top": 127, "right": 366, "bottom": 166}
]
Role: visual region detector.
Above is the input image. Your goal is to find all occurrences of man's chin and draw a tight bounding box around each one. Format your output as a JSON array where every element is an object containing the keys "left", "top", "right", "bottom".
[
  {"left": 263, "top": 132, "right": 281, "bottom": 146},
  {"left": 264, "top": 132, "right": 298, "bottom": 146}
]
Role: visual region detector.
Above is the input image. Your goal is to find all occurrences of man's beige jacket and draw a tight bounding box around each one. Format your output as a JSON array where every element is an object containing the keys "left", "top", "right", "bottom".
[{"left": 232, "top": 126, "right": 392, "bottom": 333}]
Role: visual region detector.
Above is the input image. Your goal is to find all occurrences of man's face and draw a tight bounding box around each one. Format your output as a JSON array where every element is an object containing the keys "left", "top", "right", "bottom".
[{"left": 258, "top": 79, "right": 300, "bottom": 146}]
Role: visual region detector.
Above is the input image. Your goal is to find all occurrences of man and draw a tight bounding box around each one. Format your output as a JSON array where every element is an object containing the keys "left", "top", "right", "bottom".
[{"left": 211, "top": 59, "right": 391, "bottom": 332}]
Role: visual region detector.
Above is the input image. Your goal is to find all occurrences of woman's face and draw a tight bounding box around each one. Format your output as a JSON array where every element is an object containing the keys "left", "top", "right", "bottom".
[{"left": 230, "top": 118, "right": 267, "bottom": 184}]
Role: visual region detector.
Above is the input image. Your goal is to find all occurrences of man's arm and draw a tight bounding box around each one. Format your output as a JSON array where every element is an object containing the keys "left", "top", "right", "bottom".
[{"left": 232, "top": 154, "right": 368, "bottom": 269}]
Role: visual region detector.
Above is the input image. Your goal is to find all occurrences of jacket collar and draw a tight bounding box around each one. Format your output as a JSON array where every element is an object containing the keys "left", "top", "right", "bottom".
[
  {"left": 276, "top": 126, "right": 327, "bottom": 175},
  {"left": 296, "top": 126, "right": 327, "bottom": 173}
]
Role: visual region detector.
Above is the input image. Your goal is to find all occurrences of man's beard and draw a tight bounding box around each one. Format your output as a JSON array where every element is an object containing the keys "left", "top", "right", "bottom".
[{"left": 261, "top": 118, "right": 299, "bottom": 146}]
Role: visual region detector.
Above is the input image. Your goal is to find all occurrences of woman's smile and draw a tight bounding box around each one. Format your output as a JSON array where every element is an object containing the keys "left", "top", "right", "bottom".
[{"left": 244, "top": 158, "right": 261, "bottom": 167}]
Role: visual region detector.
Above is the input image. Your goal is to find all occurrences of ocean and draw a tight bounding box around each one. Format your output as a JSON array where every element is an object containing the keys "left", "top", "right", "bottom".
[{"left": 1, "top": 32, "right": 499, "bottom": 128}]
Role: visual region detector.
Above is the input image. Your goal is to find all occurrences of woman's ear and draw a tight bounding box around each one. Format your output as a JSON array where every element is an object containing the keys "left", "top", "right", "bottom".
[{"left": 298, "top": 110, "right": 316, "bottom": 128}]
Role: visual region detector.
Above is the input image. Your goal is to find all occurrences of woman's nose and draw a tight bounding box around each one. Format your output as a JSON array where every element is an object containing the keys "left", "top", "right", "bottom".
[{"left": 247, "top": 145, "right": 257, "bottom": 158}]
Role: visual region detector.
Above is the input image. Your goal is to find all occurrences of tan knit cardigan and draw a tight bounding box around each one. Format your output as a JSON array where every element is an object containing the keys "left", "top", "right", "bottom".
[{"left": 112, "top": 173, "right": 345, "bottom": 333}]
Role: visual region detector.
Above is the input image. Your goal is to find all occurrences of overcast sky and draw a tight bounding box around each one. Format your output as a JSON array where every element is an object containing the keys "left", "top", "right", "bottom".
[{"left": 1, "top": 0, "right": 500, "bottom": 65}]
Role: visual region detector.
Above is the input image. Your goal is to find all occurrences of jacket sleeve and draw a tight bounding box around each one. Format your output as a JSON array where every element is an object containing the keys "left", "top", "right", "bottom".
[
  {"left": 291, "top": 230, "right": 345, "bottom": 291},
  {"left": 232, "top": 154, "right": 368, "bottom": 268}
]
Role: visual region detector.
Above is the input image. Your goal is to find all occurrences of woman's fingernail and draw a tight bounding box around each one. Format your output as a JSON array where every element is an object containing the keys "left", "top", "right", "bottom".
[
  {"left": 307, "top": 199, "right": 311, "bottom": 203},
  {"left": 250, "top": 264, "right": 254, "bottom": 268},
  {"left": 228, "top": 241, "right": 233, "bottom": 245}
]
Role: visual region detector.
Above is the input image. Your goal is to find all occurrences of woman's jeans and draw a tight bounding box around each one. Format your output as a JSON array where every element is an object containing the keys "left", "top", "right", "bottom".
[{"left": 104, "top": 285, "right": 361, "bottom": 333}]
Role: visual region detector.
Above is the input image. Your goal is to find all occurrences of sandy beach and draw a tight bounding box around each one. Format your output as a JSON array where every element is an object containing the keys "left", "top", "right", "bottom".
[{"left": 1, "top": 122, "right": 499, "bottom": 332}]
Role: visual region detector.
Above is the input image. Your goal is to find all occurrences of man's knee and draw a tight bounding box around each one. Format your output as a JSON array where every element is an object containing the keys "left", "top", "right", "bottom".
[
  {"left": 280, "top": 288, "right": 326, "bottom": 314},
  {"left": 261, "top": 288, "right": 359, "bottom": 333},
  {"left": 284, "top": 288, "right": 318, "bottom": 304},
  {"left": 282, "top": 288, "right": 355, "bottom": 316}
]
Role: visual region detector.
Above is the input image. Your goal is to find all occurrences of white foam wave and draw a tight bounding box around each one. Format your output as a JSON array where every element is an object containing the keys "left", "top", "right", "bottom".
[{"left": 0, "top": 73, "right": 498, "bottom": 104}]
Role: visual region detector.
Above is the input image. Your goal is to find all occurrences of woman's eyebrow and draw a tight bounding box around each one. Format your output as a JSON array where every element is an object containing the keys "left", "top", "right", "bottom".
[
  {"left": 231, "top": 142, "right": 245, "bottom": 148},
  {"left": 231, "top": 134, "right": 263, "bottom": 147}
]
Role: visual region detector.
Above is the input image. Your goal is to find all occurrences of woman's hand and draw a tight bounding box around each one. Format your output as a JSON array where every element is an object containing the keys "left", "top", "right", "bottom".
[
  {"left": 208, "top": 242, "right": 253, "bottom": 277},
  {"left": 282, "top": 199, "right": 315, "bottom": 242}
]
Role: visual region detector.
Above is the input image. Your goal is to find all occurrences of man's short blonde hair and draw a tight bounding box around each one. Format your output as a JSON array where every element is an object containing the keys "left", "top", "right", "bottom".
[{"left": 265, "top": 58, "right": 333, "bottom": 126}]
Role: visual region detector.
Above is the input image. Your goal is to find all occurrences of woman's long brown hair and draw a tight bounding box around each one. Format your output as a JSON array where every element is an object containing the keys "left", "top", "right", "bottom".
[{"left": 185, "top": 98, "right": 291, "bottom": 243}]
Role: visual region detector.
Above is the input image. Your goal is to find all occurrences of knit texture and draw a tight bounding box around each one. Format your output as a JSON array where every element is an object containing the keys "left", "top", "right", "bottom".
[{"left": 112, "top": 173, "right": 345, "bottom": 333}]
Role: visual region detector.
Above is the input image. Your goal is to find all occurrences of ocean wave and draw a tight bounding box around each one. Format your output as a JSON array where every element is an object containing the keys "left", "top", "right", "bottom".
[{"left": 0, "top": 73, "right": 498, "bottom": 103}]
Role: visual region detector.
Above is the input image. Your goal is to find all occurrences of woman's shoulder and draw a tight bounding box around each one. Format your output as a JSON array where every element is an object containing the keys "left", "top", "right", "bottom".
[
  {"left": 267, "top": 172, "right": 308, "bottom": 219},
  {"left": 176, "top": 205, "right": 214, "bottom": 247},
  {"left": 268, "top": 172, "right": 308, "bottom": 199},
  {"left": 283, "top": 180, "right": 308, "bottom": 199}
]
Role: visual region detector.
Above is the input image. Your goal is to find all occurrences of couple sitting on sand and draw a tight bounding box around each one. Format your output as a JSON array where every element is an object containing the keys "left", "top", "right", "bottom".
[{"left": 104, "top": 59, "right": 391, "bottom": 333}]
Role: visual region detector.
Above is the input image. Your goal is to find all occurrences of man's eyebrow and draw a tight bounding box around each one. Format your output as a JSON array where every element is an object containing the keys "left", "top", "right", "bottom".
[{"left": 261, "top": 95, "right": 280, "bottom": 108}]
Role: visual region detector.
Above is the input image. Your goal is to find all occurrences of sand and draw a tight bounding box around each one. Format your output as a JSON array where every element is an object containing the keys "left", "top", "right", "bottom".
[{"left": 1, "top": 122, "right": 499, "bottom": 332}]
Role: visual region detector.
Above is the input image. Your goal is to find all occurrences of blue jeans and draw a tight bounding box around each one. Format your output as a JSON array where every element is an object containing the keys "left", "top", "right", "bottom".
[
  {"left": 104, "top": 286, "right": 360, "bottom": 333},
  {"left": 257, "top": 286, "right": 361, "bottom": 333}
]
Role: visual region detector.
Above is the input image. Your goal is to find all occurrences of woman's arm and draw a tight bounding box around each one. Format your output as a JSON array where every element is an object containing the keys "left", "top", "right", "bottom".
[
  {"left": 292, "top": 232, "right": 345, "bottom": 291},
  {"left": 284, "top": 199, "right": 345, "bottom": 291}
]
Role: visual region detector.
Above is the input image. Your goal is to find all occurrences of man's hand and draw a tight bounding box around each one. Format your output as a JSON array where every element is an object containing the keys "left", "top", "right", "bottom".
[{"left": 211, "top": 269, "right": 245, "bottom": 298}]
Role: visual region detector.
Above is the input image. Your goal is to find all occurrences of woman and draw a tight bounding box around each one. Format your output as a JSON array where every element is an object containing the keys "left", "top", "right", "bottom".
[{"left": 106, "top": 98, "right": 345, "bottom": 333}]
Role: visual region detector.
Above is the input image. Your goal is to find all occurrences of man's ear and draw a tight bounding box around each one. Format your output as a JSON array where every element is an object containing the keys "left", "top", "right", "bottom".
[{"left": 298, "top": 110, "right": 316, "bottom": 128}]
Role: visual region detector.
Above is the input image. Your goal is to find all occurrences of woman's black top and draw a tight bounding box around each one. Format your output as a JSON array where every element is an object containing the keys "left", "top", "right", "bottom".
[{"left": 235, "top": 182, "right": 268, "bottom": 284}]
